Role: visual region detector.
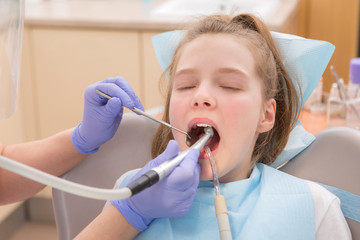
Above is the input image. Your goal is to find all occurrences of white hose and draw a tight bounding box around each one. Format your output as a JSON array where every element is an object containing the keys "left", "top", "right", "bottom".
[
  {"left": 215, "top": 195, "right": 232, "bottom": 240},
  {"left": 0, "top": 155, "right": 131, "bottom": 200}
]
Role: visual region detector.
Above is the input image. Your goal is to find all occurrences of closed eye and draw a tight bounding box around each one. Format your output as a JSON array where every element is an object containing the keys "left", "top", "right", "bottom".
[
  {"left": 177, "top": 85, "right": 196, "bottom": 90},
  {"left": 220, "top": 86, "right": 241, "bottom": 91}
]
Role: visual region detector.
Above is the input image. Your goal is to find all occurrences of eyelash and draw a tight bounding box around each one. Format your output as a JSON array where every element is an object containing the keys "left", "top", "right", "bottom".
[
  {"left": 175, "top": 84, "right": 241, "bottom": 91},
  {"left": 177, "top": 85, "right": 196, "bottom": 90},
  {"left": 221, "top": 86, "right": 241, "bottom": 91}
]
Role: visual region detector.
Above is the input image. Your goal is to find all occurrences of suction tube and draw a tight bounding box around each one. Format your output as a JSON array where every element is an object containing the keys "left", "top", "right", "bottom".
[
  {"left": 127, "top": 127, "right": 214, "bottom": 195},
  {"left": 0, "top": 154, "right": 132, "bottom": 200},
  {"left": 0, "top": 127, "right": 213, "bottom": 200}
]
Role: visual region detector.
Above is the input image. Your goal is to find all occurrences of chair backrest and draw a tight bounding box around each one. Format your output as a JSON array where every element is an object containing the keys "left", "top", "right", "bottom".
[
  {"left": 52, "top": 114, "right": 158, "bottom": 239},
  {"left": 281, "top": 126, "right": 360, "bottom": 239},
  {"left": 52, "top": 115, "right": 360, "bottom": 239}
]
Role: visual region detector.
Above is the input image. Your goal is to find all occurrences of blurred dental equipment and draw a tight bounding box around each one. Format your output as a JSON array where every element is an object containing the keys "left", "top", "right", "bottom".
[
  {"left": 96, "top": 89, "right": 191, "bottom": 141},
  {"left": 329, "top": 65, "right": 360, "bottom": 124},
  {"left": 0, "top": 127, "right": 212, "bottom": 200},
  {"left": 349, "top": 58, "right": 360, "bottom": 98},
  {"left": 330, "top": 65, "right": 347, "bottom": 101},
  {"left": 205, "top": 146, "right": 232, "bottom": 240}
]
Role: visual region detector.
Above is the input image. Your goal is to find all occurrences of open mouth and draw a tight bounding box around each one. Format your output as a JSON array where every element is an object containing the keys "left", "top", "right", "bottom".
[{"left": 186, "top": 124, "right": 220, "bottom": 151}]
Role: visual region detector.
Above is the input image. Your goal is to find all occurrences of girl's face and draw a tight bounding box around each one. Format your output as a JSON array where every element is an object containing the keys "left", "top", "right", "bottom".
[{"left": 169, "top": 34, "right": 276, "bottom": 182}]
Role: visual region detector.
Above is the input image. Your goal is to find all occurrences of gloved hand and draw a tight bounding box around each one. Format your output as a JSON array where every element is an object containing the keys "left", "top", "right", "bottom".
[
  {"left": 72, "top": 77, "right": 143, "bottom": 154},
  {"left": 111, "top": 140, "right": 200, "bottom": 231}
]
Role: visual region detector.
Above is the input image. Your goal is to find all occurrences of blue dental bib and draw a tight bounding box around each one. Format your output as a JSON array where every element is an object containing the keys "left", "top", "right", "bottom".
[{"left": 121, "top": 164, "right": 315, "bottom": 240}]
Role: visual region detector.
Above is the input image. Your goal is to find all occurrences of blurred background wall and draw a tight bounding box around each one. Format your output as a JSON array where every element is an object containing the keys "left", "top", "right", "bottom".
[{"left": 296, "top": 0, "right": 359, "bottom": 92}]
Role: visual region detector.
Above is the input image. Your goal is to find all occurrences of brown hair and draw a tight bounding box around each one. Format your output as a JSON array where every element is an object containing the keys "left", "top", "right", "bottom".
[{"left": 151, "top": 14, "right": 300, "bottom": 165}]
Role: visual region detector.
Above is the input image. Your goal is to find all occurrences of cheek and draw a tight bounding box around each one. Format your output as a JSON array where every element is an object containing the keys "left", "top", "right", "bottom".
[
  {"left": 199, "top": 161, "right": 213, "bottom": 180},
  {"left": 222, "top": 96, "right": 259, "bottom": 126},
  {"left": 169, "top": 91, "right": 193, "bottom": 123},
  {"left": 169, "top": 96, "right": 189, "bottom": 150},
  {"left": 169, "top": 96, "right": 183, "bottom": 126},
  {"left": 213, "top": 96, "right": 262, "bottom": 177}
]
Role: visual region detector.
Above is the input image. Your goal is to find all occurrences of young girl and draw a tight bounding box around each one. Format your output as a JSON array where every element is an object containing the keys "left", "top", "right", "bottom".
[{"left": 76, "top": 14, "right": 351, "bottom": 239}]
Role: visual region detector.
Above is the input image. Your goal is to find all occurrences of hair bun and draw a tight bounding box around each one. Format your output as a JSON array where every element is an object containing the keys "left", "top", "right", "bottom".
[{"left": 231, "top": 14, "right": 260, "bottom": 32}]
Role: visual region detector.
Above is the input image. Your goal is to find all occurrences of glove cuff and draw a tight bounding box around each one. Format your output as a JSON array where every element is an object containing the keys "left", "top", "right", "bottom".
[
  {"left": 72, "top": 124, "right": 99, "bottom": 154},
  {"left": 111, "top": 199, "right": 153, "bottom": 232}
]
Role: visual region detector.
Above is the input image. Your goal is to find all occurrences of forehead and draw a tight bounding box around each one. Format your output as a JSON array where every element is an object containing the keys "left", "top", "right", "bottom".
[{"left": 176, "top": 34, "right": 257, "bottom": 73}]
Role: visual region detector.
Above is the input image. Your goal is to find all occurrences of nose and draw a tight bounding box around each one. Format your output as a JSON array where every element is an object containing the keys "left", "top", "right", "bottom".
[{"left": 191, "top": 84, "right": 216, "bottom": 109}]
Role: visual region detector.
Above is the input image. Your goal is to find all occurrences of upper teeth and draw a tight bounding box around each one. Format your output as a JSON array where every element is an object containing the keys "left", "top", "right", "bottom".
[{"left": 194, "top": 123, "right": 212, "bottom": 128}]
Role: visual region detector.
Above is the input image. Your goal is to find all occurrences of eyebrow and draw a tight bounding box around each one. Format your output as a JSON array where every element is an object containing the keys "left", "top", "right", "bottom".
[
  {"left": 217, "top": 67, "right": 249, "bottom": 78},
  {"left": 175, "top": 67, "right": 249, "bottom": 78},
  {"left": 174, "top": 68, "right": 198, "bottom": 77}
]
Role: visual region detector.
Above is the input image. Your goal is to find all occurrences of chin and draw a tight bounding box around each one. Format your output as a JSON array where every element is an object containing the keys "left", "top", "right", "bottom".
[
  {"left": 199, "top": 173, "right": 213, "bottom": 181},
  {"left": 199, "top": 159, "right": 215, "bottom": 181}
]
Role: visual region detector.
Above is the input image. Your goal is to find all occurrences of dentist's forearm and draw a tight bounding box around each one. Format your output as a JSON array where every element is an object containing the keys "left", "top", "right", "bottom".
[
  {"left": 0, "top": 128, "right": 86, "bottom": 205},
  {"left": 76, "top": 204, "right": 140, "bottom": 239}
]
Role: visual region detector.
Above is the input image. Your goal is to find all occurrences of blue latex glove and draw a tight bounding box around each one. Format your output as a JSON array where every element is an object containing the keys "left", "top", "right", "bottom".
[
  {"left": 111, "top": 140, "right": 200, "bottom": 231},
  {"left": 72, "top": 77, "right": 143, "bottom": 154}
]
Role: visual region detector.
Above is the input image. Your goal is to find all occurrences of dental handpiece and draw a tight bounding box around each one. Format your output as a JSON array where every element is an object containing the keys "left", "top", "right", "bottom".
[
  {"left": 127, "top": 127, "right": 214, "bottom": 195},
  {"left": 95, "top": 90, "right": 190, "bottom": 138}
]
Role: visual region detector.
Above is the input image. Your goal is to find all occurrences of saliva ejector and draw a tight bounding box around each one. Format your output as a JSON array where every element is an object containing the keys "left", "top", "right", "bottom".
[{"left": 205, "top": 146, "right": 232, "bottom": 240}]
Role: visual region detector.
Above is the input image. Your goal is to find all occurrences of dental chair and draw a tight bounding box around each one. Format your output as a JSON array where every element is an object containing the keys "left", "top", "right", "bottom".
[
  {"left": 52, "top": 113, "right": 360, "bottom": 239},
  {"left": 281, "top": 126, "right": 360, "bottom": 239}
]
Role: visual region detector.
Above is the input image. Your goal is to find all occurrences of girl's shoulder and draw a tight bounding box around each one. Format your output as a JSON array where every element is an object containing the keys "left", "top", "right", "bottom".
[
  {"left": 305, "top": 180, "right": 351, "bottom": 239},
  {"left": 260, "top": 164, "right": 340, "bottom": 208},
  {"left": 306, "top": 180, "right": 339, "bottom": 207}
]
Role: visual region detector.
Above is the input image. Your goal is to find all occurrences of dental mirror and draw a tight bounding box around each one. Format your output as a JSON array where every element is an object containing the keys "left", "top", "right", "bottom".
[{"left": 185, "top": 131, "right": 198, "bottom": 147}]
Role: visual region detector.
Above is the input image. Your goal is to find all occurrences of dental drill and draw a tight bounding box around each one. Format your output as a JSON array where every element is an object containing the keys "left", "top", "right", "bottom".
[
  {"left": 128, "top": 126, "right": 213, "bottom": 195},
  {"left": 0, "top": 127, "right": 213, "bottom": 200}
]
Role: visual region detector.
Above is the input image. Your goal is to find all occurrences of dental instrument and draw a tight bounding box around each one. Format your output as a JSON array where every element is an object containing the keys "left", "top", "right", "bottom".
[
  {"left": 0, "top": 127, "right": 212, "bottom": 200},
  {"left": 330, "top": 65, "right": 347, "bottom": 101},
  {"left": 205, "top": 146, "right": 232, "bottom": 240},
  {"left": 96, "top": 89, "right": 191, "bottom": 140},
  {"left": 185, "top": 123, "right": 210, "bottom": 147},
  {"left": 128, "top": 126, "right": 213, "bottom": 195}
]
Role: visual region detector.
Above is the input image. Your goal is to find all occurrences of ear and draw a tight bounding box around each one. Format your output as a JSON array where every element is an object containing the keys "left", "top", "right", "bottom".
[{"left": 257, "top": 98, "right": 276, "bottom": 133}]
